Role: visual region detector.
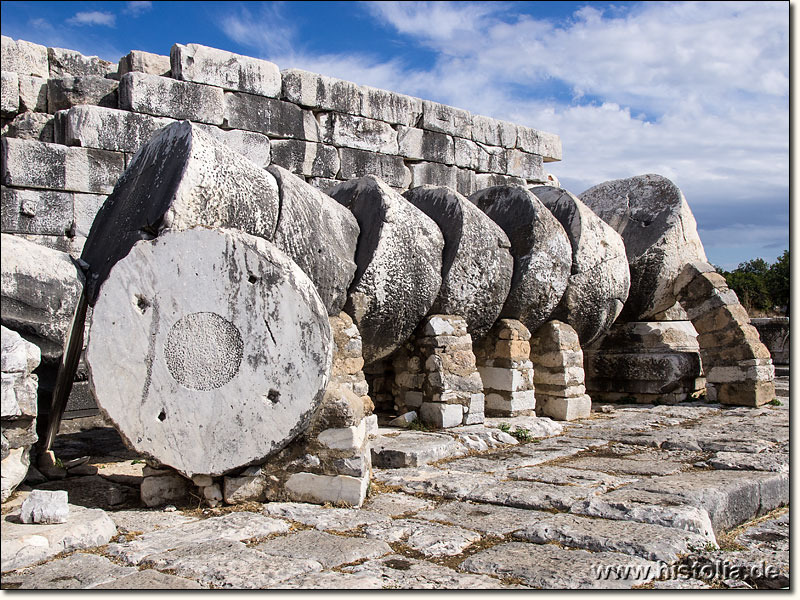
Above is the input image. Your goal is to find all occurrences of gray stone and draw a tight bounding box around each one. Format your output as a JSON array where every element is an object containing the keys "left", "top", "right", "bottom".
[
  {"left": 707, "top": 451, "right": 788, "bottom": 473},
  {"left": 282, "top": 69, "right": 364, "bottom": 113},
  {"left": 47, "top": 76, "right": 118, "bottom": 112},
  {"left": 1, "top": 36, "right": 49, "bottom": 78},
  {"left": 735, "top": 510, "right": 788, "bottom": 553},
  {"left": 1, "top": 111, "right": 54, "bottom": 141},
  {"left": 388, "top": 411, "right": 417, "bottom": 426},
  {"left": 1, "top": 71, "right": 19, "bottom": 116},
  {"left": 514, "top": 513, "right": 709, "bottom": 562},
  {"left": 72, "top": 192, "right": 106, "bottom": 237},
  {"left": 1, "top": 552, "right": 138, "bottom": 589},
  {"left": 515, "top": 125, "right": 562, "bottom": 162},
  {"left": 403, "top": 185, "right": 513, "bottom": 339},
  {"left": 1, "top": 325, "right": 41, "bottom": 374},
  {"left": 20, "top": 489, "right": 68, "bottom": 524},
  {"left": 0, "top": 447, "right": 30, "bottom": 502},
  {"left": 537, "top": 395, "right": 592, "bottom": 421},
  {"left": 469, "top": 185, "right": 571, "bottom": 333},
  {"left": 267, "top": 164, "right": 359, "bottom": 315},
  {"left": 193, "top": 123, "right": 271, "bottom": 168},
  {"left": 472, "top": 114, "right": 517, "bottom": 148},
  {"left": 91, "top": 569, "right": 204, "bottom": 589},
  {"left": 47, "top": 47, "right": 116, "bottom": 78},
  {"left": 415, "top": 500, "right": 551, "bottom": 536},
  {"left": 421, "top": 100, "right": 472, "bottom": 137},
  {"left": 59, "top": 105, "right": 175, "bottom": 153},
  {"left": 532, "top": 185, "right": 630, "bottom": 344},
  {"left": 507, "top": 465, "right": 636, "bottom": 489},
  {"left": 86, "top": 229, "right": 332, "bottom": 477},
  {"left": 118, "top": 50, "right": 171, "bottom": 77},
  {"left": 270, "top": 139, "right": 339, "bottom": 178},
  {"left": 371, "top": 430, "right": 464, "bottom": 468},
  {"left": 223, "top": 474, "right": 268, "bottom": 503},
  {"left": 362, "top": 492, "right": 436, "bottom": 516},
  {"left": 119, "top": 72, "right": 223, "bottom": 124},
  {"left": 475, "top": 143, "right": 507, "bottom": 173},
  {"left": 419, "top": 402, "right": 463, "bottom": 429},
  {"left": 276, "top": 570, "right": 384, "bottom": 589},
  {"left": 338, "top": 147, "right": 411, "bottom": 188},
  {"left": 465, "top": 479, "right": 598, "bottom": 511},
  {"left": 171, "top": 43, "right": 280, "bottom": 97},
  {"left": 409, "top": 161, "right": 459, "bottom": 189},
  {"left": 140, "top": 473, "right": 190, "bottom": 507},
  {"left": 224, "top": 91, "right": 319, "bottom": 140},
  {"left": 108, "top": 508, "right": 199, "bottom": 534},
  {"left": 561, "top": 455, "right": 687, "bottom": 476},
  {"left": 475, "top": 172, "right": 527, "bottom": 189},
  {"left": 329, "top": 176, "right": 444, "bottom": 363},
  {"left": 398, "top": 126, "right": 454, "bottom": 163},
  {"left": 284, "top": 472, "right": 369, "bottom": 507},
  {"left": 579, "top": 174, "right": 708, "bottom": 320},
  {"left": 1, "top": 504, "right": 116, "bottom": 572},
  {"left": 320, "top": 112, "right": 398, "bottom": 154},
  {"left": 360, "top": 86, "right": 423, "bottom": 126},
  {"left": 263, "top": 501, "right": 390, "bottom": 531},
  {"left": 364, "top": 517, "right": 481, "bottom": 557},
  {"left": 372, "top": 464, "right": 498, "bottom": 499},
  {"left": 256, "top": 529, "right": 392, "bottom": 568},
  {"left": 18, "top": 75, "right": 48, "bottom": 113},
  {"left": 506, "top": 149, "right": 546, "bottom": 181},
  {"left": 462, "top": 542, "right": 657, "bottom": 589},
  {"left": 2, "top": 186, "right": 73, "bottom": 235}
]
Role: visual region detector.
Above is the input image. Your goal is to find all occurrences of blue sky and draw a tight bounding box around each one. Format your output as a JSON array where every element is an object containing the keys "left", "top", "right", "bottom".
[{"left": 1, "top": 1, "right": 789, "bottom": 270}]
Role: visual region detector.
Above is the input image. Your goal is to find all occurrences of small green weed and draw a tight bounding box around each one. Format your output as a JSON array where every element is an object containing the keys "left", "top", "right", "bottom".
[
  {"left": 54, "top": 457, "right": 65, "bottom": 469},
  {"left": 511, "top": 427, "right": 533, "bottom": 442},
  {"left": 768, "top": 398, "right": 783, "bottom": 406},
  {"left": 407, "top": 419, "right": 434, "bottom": 432},
  {"left": 497, "top": 422, "right": 511, "bottom": 433}
]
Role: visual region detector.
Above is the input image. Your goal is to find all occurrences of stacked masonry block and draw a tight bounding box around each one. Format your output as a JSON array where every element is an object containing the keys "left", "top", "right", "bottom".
[
  {"left": 474, "top": 319, "right": 536, "bottom": 417},
  {"left": 392, "top": 316, "right": 484, "bottom": 428},
  {"left": 529, "top": 320, "right": 591, "bottom": 421},
  {"left": 674, "top": 263, "right": 775, "bottom": 407}
]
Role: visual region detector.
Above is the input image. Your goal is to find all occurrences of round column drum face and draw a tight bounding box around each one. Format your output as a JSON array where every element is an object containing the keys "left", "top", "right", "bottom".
[{"left": 86, "top": 228, "right": 332, "bottom": 477}]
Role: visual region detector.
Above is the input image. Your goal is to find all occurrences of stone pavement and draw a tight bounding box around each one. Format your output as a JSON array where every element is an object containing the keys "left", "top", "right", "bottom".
[{"left": 0, "top": 373, "right": 789, "bottom": 589}]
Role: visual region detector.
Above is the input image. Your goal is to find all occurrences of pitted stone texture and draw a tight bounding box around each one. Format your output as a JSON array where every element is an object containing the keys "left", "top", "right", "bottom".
[
  {"left": 403, "top": 186, "right": 513, "bottom": 339},
  {"left": 80, "top": 120, "right": 279, "bottom": 302},
  {"left": 1, "top": 71, "right": 19, "bottom": 116},
  {"left": 531, "top": 186, "right": 629, "bottom": 344},
  {"left": 415, "top": 501, "right": 551, "bottom": 537},
  {"left": 118, "top": 50, "right": 171, "bottom": 77},
  {"left": 365, "top": 518, "right": 481, "bottom": 557},
  {"left": 263, "top": 501, "right": 390, "bottom": 531},
  {"left": 59, "top": 105, "right": 175, "bottom": 153},
  {"left": 267, "top": 165, "right": 359, "bottom": 315},
  {"left": 1, "top": 112, "right": 54, "bottom": 142},
  {"left": 1, "top": 36, "right": 49, "bottom": 78},
  {"left": 269, "top": 139, "right": 339, "bottom": 178},
  {"left": 360, "top": 86, "right": 423, "bottom": 126},
  {"left": 329, "top": 176, "right": 444, "bottom": 364},
  {"left": 282, "top": 69, "right": 364, "bottom": 113},
  {"left": 363, "top": 492, "right": 437, "bottom": 517},
  {"left": 421, "top": 100, "right": 472, "bottom": 137},
  {"left": 516, "top": 125, "right": 563, "bottom": 162},
  {"left": 469, "top": 185, "right": 571, "bottom": 334},
  {"left": 2, "top": 183, "right": 75, "bottom": 236},
  {"left": 273, "top": 570, "right": 384, "bottom": 589},
  {"left": 371, "top": 430, "right": 465, "bottom": 468},
  {"left": 343, "top": 555, "right": 513, "bottom": 589},
  {"left": 579, "top": 174, "right": 707, "bottom": 321},
  {"left": 319, "top": 112, "right": 398, "bottom": 154},
  {"left": 47, "top": 76, "right": 118, "bottom": 112},
  {"left": 19, "top": 489, "right": 68, "bottom": 524},
  {"left": 256, "top": 529, "right": 392, "bottom": 568},
  {"left": 86, "top": 229, "right": 332, "bottom": 477},
  {"left": 398, "top": 127, "right": 455, "bottom": 163},
  {"left": 171, "top": 43, "right": 281, "bottom": 97},
  {"left": 1, "top": 325, "right": 41, "bottom": 376},
  {"left": 91, "top": 570, "right": 205, "bottom": 590},
  {"left": 338, "top": 148, "right": 411, "bottom": 188},
  {"left": 19, "top": 75, "right": 48, "bottom": 113},
  {"left": 224, "top": 92, "right": 319, "bottom": 141},
  {"left": 47, "top": 47, "right": 116, "bottom": 78},
  {"left": 193, "top": 123, "right": 271, "bottom": 168},
  {"left": 119, "top": 72, "right": 224, "bottom": 124},
  {"left": 1, "top": 552, "right": 139, "bottom": 589}
]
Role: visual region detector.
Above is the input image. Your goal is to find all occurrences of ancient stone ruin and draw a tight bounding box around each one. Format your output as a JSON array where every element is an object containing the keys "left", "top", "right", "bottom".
[{"left": 0, "top": 35, "right": 778, "bottom": 517}]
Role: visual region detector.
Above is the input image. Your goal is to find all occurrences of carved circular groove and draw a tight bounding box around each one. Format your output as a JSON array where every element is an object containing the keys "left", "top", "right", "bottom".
[{"left": 164, "top": 312, "right": 244, "bottom": 390}]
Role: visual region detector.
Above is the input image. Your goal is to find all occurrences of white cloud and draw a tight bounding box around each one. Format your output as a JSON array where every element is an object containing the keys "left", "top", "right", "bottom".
[
  {"left": 124, "top": 1, "right": 153, "bottom": 16},
  {"left": 67, "top": 11, "right": 116, "bottom": 27}
]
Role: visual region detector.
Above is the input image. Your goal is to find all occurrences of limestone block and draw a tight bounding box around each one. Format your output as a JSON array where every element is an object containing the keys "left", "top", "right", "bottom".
[
  {"left": 454, "top": 137, "right": 480, "bottom": 169},
  {"left": 1, "top": 36, "right": 48, "bottom": 78},
  {"left": 338, "top": 148, "right": 410, "bottom": 188},
  {"left": 18, "top": 75, "right": 48, "bottom": 112},
  {"left": 2, "top": 112, "right": 54, "bottom": 142},
  {"left": 419, "top": 402, "right": 463, "bottom": 429},
  {"left": 711, "top": 380, "right": 775, "bottom": 407},
  {"left": 360, "top": 86, "right": 423, "bottom": 126},
  {"left": 1, "top": 234, "right": 83, "bottom": 361},
  {"left": 224, "top": 474, "right": 269, "bottom": 504},
  {"left": 140, "top": 473, "right": 190, "bottom": 508},
  {"left": 329, "top": 176, "right": 444, "bottom": 363},
  {"left": 403, "top": 186, "right": 513, "bottom": 339},
  {"left": 319, "top": 112, "right": 398, "bottom": 154},
  {"left": 79, "top": 121, "right": 280, "bottom": 301},
  {"left": 270, "top": 139, "right": 339, "bottom": 178},
  {"left": 20, "top": 489, "right": 69, "bottom": 524},
  {"left": 397, "top": 126, "right": 454, "bottom": 164},
  {"left": 389, "top": 411, "right": 418, "bottom": 427},
  {"left": 1, "top": 326, "right": 41, "bottom": 374},
  {"left": 172, "top": 43, "right": 280, "bottom": 97},
  {"left": 475, "top": 173, "right": 526, "bottom": 189},
  {"left": 307, "top": 177, "right": 341, "bottom": 194},
  {"left": 1, "top": 137, "right": 124, "bottom": 194},
  {"left": 534, "top": 383, "right": 586, "bottom": 399},
  {"left": 192, "top": 474, "right": 213, "bottom": 487},
  {"left": 47, "top": 76, "right": 118, "bottom": 113},
  {"left": 1, "top": 186, "right": 73, "bottom": 235},
  {"left": 1, "top": 446, "right": 30, "bottom": 502},
  {"left": 751, "top": 317, "right": 789, "bottom": 365},
  {"left": 118, "top": 50, "right": 171, "bottom": 77},
  {"left": 705, "top": 363, "right": 774, "bottom": 384},
  {"left": 119, "top": 72, "right": 223, "bottom": 124},
  {"left": 516, "top": 125, "right": 562, "bottom": 162},
  {"left": 479, "top": 366, "right": 532, "bottom": 392},
  {"left": 484, "top": 390, "right": 535, "bottom": 415},
  {"left": 579, "top": 174, "right": 707, "bottom": 321},
  {"left": 285, "top": 472, "right": 368, "bottom": 507},
  {"left": 456, "top": 168, "right": 477, "bottom": 197},
  {"left": 282, "top": 69, "right": 364, "bottom": 113},
  {"left": 472, "top": 114, "right": 517, "bottom": 148},
  {"left": 86, "top": 228, "right": 332, "bottom": 477},
  {"left": 584, "top": 352, "right": 701, "bottom": 393},
  {"left": 532, "top": 186, "right": 630, "bottom": 345},
  {"left": 267, "top": 165, "right": 359, "bottom": 315},
  {"left": 475, "top": 143, "right": 507, "bottom": 174},
  {"left": 530, "top": 320, "right": 581, "bottom": 352},
  {"left": 48, "top": 47, "right": 116, "bottom": 78},
  {"left": 313, "top": 386, "right": 365, "bottom": 430},
  {"left": 317, "top": 421, "right": 367, "bottom": 451},
  {"left": 59, "top": 105, "right": 176, "bottom": 152},
  {"left": 225, "top": 91, "right": 319, "bottom": 140},
  {"left": 468, "top": 185, "right": 571, "bottom": 334},
  {"left": 1, "top": 71, "right": 19, "bottom": 116},
  {"left": 421, "top": 100, "right": 472, "bottom": 137},
  {"left": 193, "top": 124, "right": 271, "bottom": 168},
  {"left": 70, "top": 192, "right": 104, "bottom": 237},
  {"left": 408, "top": 162, "right": 460, "bottom": 190},
  {"left": 506, "top": 149, "right": 546, "bottom": 181},
  {"left": 537, "top": 395, "right": 591, "bottom": 421},
  {"left": 534, "top": 366, "right": 584, "bottom": 387}
]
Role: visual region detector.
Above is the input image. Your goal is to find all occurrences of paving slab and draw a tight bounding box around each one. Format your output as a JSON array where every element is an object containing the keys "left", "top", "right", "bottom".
[
  {"left": 649, "top": 578, "right": 712, "bottom": 589},
  {"left": 1, "top": 552, "right": 137, "bottom": 589},
  {"left": 461, "top": 541, "right": 658, "bottom": 589},
  {"left": 372, "top": 465, "right": 498, "bottom": 499},
  {"left": 507, "top": 465, "right": 638, "bottom": 489},
  {"left": 107, "top": 508, "right": 200, "bottom": 535},
  {"left": 686, "top": 548, "right": 789, "bottom": 589},
  {"left": 90, "top": 569, "right": 205, "bottom": 589},
  {"left": 262, "top": 502, "right": 390, "bottom": 531},
  {"left": 466, "top": 479, "right": 599, "bottom": 511},
  {"left": 371, "top": 431, "right": 465, "bottom": 468},
  {"left": 35, "top": 475, "right": 139, "bottom": 509},
  {"left": 706, "top": 451, "right": 788, "bottom": 473},
  {"left": 735, "top": 511, "right": 788, "bottom": 552},
  {"left": 483, "top": 416, "right": 564, "bottom": 438},
  {"left": 275, "top": 570, "right": 385, "bottom": 589},
  {"left": 414, "top": 501, "right": 551, "bottom": 537},
  {"left": 362, "top": 492, "right": 437, "bottom": 517},
  {"left": 255, "top": 529, "right": 392, "bottom": 568},
  {"left": 560, "top": 456, "right": 688, "bottom": 476},
  {"left": 364, "top": 518, "right": 481, "bottom": 557}
]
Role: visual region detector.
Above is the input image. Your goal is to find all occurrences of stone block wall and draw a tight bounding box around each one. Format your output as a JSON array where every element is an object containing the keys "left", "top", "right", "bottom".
[{"left": 750, "top": 318, "right": 789, "bottom": 366}]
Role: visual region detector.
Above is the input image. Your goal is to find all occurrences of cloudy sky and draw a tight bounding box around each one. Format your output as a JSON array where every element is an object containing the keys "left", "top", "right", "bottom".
[{"left": 1, "top": 1, "right": 789, "bottom": 269}]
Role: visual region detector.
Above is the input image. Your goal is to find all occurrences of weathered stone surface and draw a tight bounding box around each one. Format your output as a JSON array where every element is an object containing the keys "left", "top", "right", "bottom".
[
  {"left": 421, "top": 100, "right": 472, "bottom": 137},
  {"left": 18, "top": 75, "right": 48, "bottom": 113},
  {"left": 532, "top": 186, "right": 630, "bottom": 344},
  {"left": 579, "top": 174, "right": 707, "bottom": 320},
  {"left": 276, "top": 570, "right": 384, "bottom": 589},
  {"left": 707, "top": 451, "right": 788, "bottom": 473},
  {"left": 1, "top": 325, "right": 41, "bottom": 375},
  {"left": 267, "top": 165, "right": 359, "bottom": 315},
  {"left": 59, "top": 105, "right": 175, "bottom": 153},
  {"left": 329, "top": 176, "right": 444, "bottom": 363},
  {"left": 371, "top": 431, "right": 464, "bottom": 468},
  {"left": 362, "top": 492, "right": 436, "bottom": 517},
  {"left": 87, "top": 229, "right": 332, "bottom": 477},
  {"left": 475, "top": 173, "right": 527, "bottom": 189},
  {"left": 320, "top": 112, "right": 398, "bottom": 154},
  {"left": 338, "top": 148, "right": 411, "bottom": 188},
  {"left": 465, "top": 479, "right": 598, "bottom": 511},
  {"left": 398, "top": 126, "right": 454, "bottom": 163},
  {"left": 409, "top": 162, "right": 459, "bottom": 189},
  {"left": 47, "top": 76, "right": 117, "bottom": 112},
  {"left": 0, "top": 234, "right": 82, "bottom": 360},
  {"left": 372, "top": 464, "right": 497, "bottom": 500},
  {"left": 360, "top": 86, "right": 423, "bottom": 126},
  {"left": 118, "top": 50, "right": 171, "bottom": 77},
  {"left": 1, "top": 71, "right": 19, "bottom": 116},
  {"left": 119, "top": 72, "right": 223, "bottom": 124},
  {"left": 270, "top": 139, "right": 339, "bottom": 178},
  {"left": 506, "top": 149, "right": 546, "bottom": 181},
  {"left": 1, "top": 111, "right": 54, "bottom": 141},
  {"left": 172, "top": 43, "right": 280, "bottom": 97},
  {"left": 1, "top": 36, "right": 48, "bottom": 78},
  {"left": 1, "top": 447, "right": 30, "bottom": 502},
  {"left": 282, "top": 69, "right": 363, "bottom": 113},
  {"left": 403, "top": 186, "right": 513, "bottom": 339},
  {"left": 284, "top": 472, "right": 368, "bottom": 507},
  {"left": 108, "top": 508, "right": 199, "bottom": 534},
  {"left": 469, "top": 185, "right": 571, "bottom": 333},
  {"left": 91, "top": 569, "right": 204, "bottom": 589},
  {"left": 516, "top": 125, "right": 562, "bottom": 162},
  {"left": 1, "top": 186, "right": 72, "bottom": 235},
  {"left": 47, "top": 47, "right": 116, "bottom": 78},
  {"left": 419, "top": 401, "right": 464, "bottom": 428},
  {"left": 471, "top": 114, "right": 517, "bottom": 148},
  {"left": 263, "top": 501, "right": 390, "bottom": 531},
  {"left": 1, "top": 504, "right": 116, "bottom": 572},
  {"left": 415, "top": 501, "right": 550, "bottom": 537},
  {"left": 224, "top": 91, "right": 319, "bottom": 140},
  {"left": 365, "top": 518, "right": 481, "bottom": 557},
  {"left": 1, "top": 552, "right": 139, "bottom": 589},
  {"left": 193, "top": 124, "right": 271, "bottom": 168},
  {"left": 563, "top": 455, "right": 686, "bottom": 477},
  {"left": 750, "top": 317, "right": 789, "bottom": 365},
  {"left": 258, "top": 529, "right": 391, "bottom": 568},
  {"left": 140, "top": 473, "right": 190, "bottom": 507},
  {"left": 508, "top": 465, "right": 636, "bottom": 489},
  {"left": 19, "top": 489, "right": 68, "bottom": 524}
]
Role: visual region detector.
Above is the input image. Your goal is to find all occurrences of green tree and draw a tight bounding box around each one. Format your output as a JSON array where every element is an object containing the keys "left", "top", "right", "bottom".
[
  {"left": 725, "top": 270, "right": 771, "bottom": 312},
  {"left": 737, "top": 257, "right": 770, "bottom": 276},
  {"left": 765, "top": 250, "right": 789, "bottom": 314}
]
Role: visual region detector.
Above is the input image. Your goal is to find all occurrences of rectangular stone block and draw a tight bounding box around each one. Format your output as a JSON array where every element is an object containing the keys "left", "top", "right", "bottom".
[
  {"left": 360, "top": 86, "right": 423, "bottom": 126},
  {"left": 47, "top": 76, "right": 118, "bottom": 113},
  {"left": 18, "top": 75, "right": 48, "bottom": 113},
  {"left": 505, "top": 149, "right": 546, "bottom": 181},
  {"left": 1, "top": 137, "right": 124, "bottom": 194},
  {"left": 193, "top": 124, "right": 271, "bottom": 168},
  {"left": 534, "top": 366, "right": 584, "bottom": 387},
  {"left": 319, "top": 112, "right": 398, "bottom": 154},
  {"left": 73, "top": 192, "right": 107, "bottom": 236},
  {"left": 270, "top": 139, "right": 340, "bottom": 178},
  {"left": 484, "top": 390, "right": 535, "bottom": 416},
  {"left": 456, "top": 168, "right": 477, "bottom": 197},
  {"left": 118, "top": 50, "right": 171, "bottom": 77},
  {"left": 421, "top": 100, "right": 471, "bottom": 138},
  {"left": 306, "top": 177, "right": 341, "bottom": 194},
  {"left": 408, "top": 162, "right": 458, "bottom": 189},
  {"left": 338, "top": 148, "right": 410, "bottom": 188},
  {"left": 48, "top": 47, "right": 116, "bottom": 79},
  {"left": 285, "top": 472, "right": 368, "bottom": 507},
  {"left": 1, "top": 71, "right": 19, "bottom": 116},
  {"left": 405, "top": 391, "right": 424, "bottom": 409},
  {"left": 471, "top": 114, "right": 517, "bottom": 148},
  {"left": 397, "top": 126, "right": 454, "bottom": 164},
  {"left": 537, "top": 395, "right": 591, "bottom": 421},
  {"left": 454, "top": 137, "right": 479, "bottom": 169},
  {"left": 420, "top": 402, "right": 463, "bottom": 428},
  {"left": 224, "top": 92, "right": 319, "bottom": 141},
  {"left": 59, "top": 105, "right": 175, "bottom": 153},
  {"left": 705, "top": 363, "right": 774, "bottom": 384},
  {"left": 119, "top": 72, "right": 223, "bottom": 124},
  {"left": 282, "top": 69, "right": 363, "bottom": 113},
  {"left": 534, "top": 383, "right": 586, "bottom": 398},
  {"left": 1, "top": 36, "right": 48, "bottom": 78},
  {"left": 171, "top": 43, "right": 281, "bottom": 97},
  {"left": 317, "top": 421, "right": 367, "bottom": 451},
  {"left": 494, "top": 339, "right": 531, "bottom": 360},
  {"left": 478, "top": 366, "right": 532, "bottom": 392},
  {"left": 475, "top": 173, "right": 526, "bottom": 189},
  {"left": 516, "top": 125, "right": 562, "bottom": 162},
  {"left": 1, "top": 186, "right": 72, "bottom": 235},
  {"left": 476, "top": 143, "right": 507, "bottom": 174}
]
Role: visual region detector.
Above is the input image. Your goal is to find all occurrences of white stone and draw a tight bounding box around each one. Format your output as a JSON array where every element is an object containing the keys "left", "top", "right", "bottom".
[
  {"left": 118, "top": 50, "right": 171, "bottom": 77},
  {"left": 282, "top": 69, "right": 363, "bottom": 113},
  {"left": 140, "top": 473, "right": 190, "bottom": 508},
  {"left": 20, "top": 490, "right": 69, "bottom": 524},
  {"left": 1, "top": 36, "right": 49, "bottom": 78},
  {"left": 59, "top": 104, "right": 176, "bottom": 153},
  {"left": 484, "top": 390, "right": 535, "bottom": 413},
  {"left": 1, "top": 446, "right": 30, "bottom": 502},
  {"left": 419, "top": 402, "right": 463, "bottom": 429},
  {"left": 537, "top": 395, "right": 591, "bottom": 421},
  {"left": 360, "top": 86, "right": 423, "bottom": 126},
  {"left": 1, "top": 71, "right": 19, "bottom": 116},
  {"left": 319, "top": 112, "right": 398, "bottom": 154},
  {"left": 421, "top": 100, "right": 472, "bottom": 137},
  {"left": 285, "top": 472, "right": 368, "bottom": 507},
  {"left": 203, "top": 483, "right": 223, "bottom": 507},
  {"left": 478, "top": 366, "right": 532, "bottom": 392},
  {"left": 388, "top": 411, "right": 417, "bottom": 427},
  {"left": 364, "top": 414, "right": 379, "bottom": 439},
  {"left": 423, "top": 316, "right": 456, "bottom": 337},
  {"left": 1, "top": 326, "right": 41, "bottom": 374},
  {"left": 317, "top": 420, "right": 367, "bottom": 451},
  {"left": 119, "top": 72, "right": 224, "bottom": 124}
]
